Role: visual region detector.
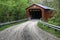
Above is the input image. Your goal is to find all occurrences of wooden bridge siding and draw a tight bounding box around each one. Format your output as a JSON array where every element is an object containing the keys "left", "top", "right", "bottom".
[{"left": 44, "top": 10, "right": 52, "bottom": 21}]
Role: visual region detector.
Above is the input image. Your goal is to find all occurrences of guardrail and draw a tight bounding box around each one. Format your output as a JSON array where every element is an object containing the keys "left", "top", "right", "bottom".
[
  {"left": 39, "top": 20, "right": 60, "bottom": 31},
  {"left": 0, "top": 19, "right": 27, "bottom": 27}
]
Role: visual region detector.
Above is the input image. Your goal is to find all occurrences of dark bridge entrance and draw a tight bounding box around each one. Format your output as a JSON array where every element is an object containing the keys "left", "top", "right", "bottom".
[{"left": 29, "top": 9, "right": 42, "bottom": 19}]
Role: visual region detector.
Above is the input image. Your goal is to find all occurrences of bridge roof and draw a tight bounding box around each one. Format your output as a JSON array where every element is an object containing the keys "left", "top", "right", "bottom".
[{"left": 26, "top": 4, "right": 54, "bottom": 10}]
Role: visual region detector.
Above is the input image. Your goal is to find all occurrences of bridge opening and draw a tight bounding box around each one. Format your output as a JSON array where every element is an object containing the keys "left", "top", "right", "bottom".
[{"left": 29, "top": 9, "right": 42, "bottom": 19}]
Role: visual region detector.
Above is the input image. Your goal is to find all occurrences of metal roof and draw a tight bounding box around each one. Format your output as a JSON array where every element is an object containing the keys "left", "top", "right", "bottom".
[{"left": 36, "top": 4, "right": 54, "bottom": 10}]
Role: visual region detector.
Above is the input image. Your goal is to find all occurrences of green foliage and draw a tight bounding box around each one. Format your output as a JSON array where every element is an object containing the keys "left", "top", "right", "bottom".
[{"left": 0, "top": 0, "right": 29, "bottom": 23}]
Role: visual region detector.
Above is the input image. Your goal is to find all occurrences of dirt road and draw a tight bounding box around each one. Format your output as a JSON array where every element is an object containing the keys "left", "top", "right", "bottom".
[{"left": 0, "top": 20, "right": 60, "bottom": 40}]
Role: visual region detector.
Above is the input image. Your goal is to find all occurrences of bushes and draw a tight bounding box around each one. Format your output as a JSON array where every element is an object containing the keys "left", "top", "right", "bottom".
[{"left": 37, "top": 22, "right": 60, "bottom": 38}]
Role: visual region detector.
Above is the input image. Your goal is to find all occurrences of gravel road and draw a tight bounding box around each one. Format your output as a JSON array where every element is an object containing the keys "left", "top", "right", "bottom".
[{"left": 0, "top": 20, "right": 60, "bottom": 40}]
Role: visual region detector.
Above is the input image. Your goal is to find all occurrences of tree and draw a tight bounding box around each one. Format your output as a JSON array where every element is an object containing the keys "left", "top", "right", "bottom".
[{"left": 0, "top": 0, "right": 29, "bottom": 23}]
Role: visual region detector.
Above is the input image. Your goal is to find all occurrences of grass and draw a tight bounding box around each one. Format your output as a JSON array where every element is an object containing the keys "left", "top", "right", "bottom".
[
  {"left": 37, "top": 22, "right": 60, "bottom": 38},
  {"left": 0, "top": 20, "right": 27, "bottom": 31}
]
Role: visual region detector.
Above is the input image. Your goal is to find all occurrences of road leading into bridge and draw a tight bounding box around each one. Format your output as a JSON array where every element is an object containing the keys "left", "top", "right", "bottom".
[{"left": 0, "top": 20, "right": 60, "bottom": 40}]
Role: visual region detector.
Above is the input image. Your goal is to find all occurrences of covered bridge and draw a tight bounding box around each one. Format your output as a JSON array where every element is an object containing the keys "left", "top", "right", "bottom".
[{"left": 26, "top": 4, "right": 54, "bottom": 21}]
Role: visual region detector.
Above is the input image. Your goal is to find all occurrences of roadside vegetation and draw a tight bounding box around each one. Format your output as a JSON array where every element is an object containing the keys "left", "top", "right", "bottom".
[{"left": 37, "top": 22, "right": 60, "bottom": 38}]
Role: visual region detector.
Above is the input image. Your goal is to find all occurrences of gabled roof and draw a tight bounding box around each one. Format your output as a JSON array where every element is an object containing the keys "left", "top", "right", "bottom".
[
  {"left": 26, "top": 4, "right": 54, "bottom": 10},
  {"left": 36, "top": 4, "right": 53, "bottom": 9}
]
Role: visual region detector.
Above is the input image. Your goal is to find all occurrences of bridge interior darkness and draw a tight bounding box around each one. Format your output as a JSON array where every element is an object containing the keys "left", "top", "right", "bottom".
[{"left": 29, "top": 9, "right": 42, "bottom": 19}]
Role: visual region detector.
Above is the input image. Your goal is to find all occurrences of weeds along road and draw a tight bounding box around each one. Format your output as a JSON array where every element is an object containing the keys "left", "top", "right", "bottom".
[{"left": 0, "top": 20, "right": 60, "bottom": 40}]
